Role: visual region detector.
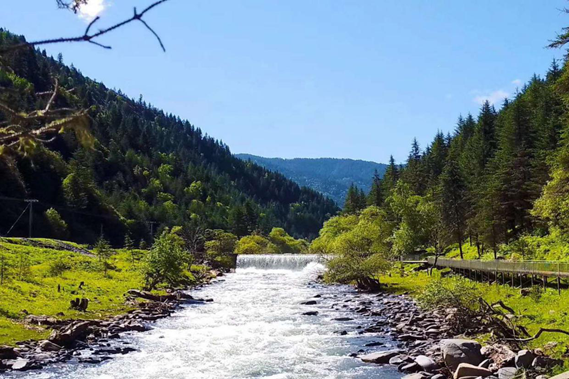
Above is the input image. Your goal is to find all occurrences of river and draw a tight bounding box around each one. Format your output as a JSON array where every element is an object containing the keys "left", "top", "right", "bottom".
[{"left": 8, "top": 254, "right": 400, "bottom": 379}]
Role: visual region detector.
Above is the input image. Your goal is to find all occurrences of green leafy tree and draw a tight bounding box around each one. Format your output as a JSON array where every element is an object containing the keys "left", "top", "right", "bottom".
[
  {"left": 143, "top": 228, "right": 191, "bottom": 289},
  {"left": 45, "top": 208, "right": 69, "bottom": 240}
]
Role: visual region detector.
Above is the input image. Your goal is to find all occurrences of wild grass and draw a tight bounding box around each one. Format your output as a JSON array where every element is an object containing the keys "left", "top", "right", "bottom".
[
  {"left": 0, "top": 238, "right": 148, "bottom": 345},
  {"left": 379, "top": 266, "right": 569, "bottom": 357}
]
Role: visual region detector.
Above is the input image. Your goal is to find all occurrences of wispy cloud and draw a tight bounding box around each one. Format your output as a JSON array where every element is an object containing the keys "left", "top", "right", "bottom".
[
  {"left": 78, "top": 0, "right": 107, "bottom": 22},
  {"left": 473, "top": 89, "right": 509, "bottom": 106},
  {"left": 512, "top": 78, "right": 522, "bottom": 87}
]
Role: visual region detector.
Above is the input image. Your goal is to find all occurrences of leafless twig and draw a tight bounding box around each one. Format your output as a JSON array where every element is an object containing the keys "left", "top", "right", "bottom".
[{"left": 0, "top": 0, "right": 169, "bottom": 53}]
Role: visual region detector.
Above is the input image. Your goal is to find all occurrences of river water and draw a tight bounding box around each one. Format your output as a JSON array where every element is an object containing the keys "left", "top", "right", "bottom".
[{"left": 10, "top": 254, "right": 400, "bottom": 379}]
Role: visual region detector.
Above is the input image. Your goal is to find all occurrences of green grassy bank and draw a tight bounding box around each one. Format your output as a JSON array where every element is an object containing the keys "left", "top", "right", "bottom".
[{"left": 0, "top": 238, "right": 201, "bottom": 346}]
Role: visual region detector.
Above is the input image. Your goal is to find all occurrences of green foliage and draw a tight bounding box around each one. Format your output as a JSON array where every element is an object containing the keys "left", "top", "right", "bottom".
[
  {"left": 142, "top": 228, "right": 192, "bottom": 289},
  {"left": 204, "top": 230, "right": 237, "bottom": 269},
  {"left": 234, "top": 227, "right": 308, "bottom": 254},
  {"left": 0, "top": 238, "right": 146, "bottom": 345},
  {"left": 312, "top": 207, "right": 394, "bottom": 284},
  {"left": 44, "top": 208, "right": 69, "bottom": 240},
  {"left": 47, "top": 258, "right": 72, "bottom": 277},
  {"left": 0, "top": 29, "right": 338, "bottom": 246},
  {"left": 419, "top": 276, "right": 479, "bottom": 312}
]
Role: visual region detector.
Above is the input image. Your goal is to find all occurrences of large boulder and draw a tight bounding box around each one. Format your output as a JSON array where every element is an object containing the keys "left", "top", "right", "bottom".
[
  {"left": 440, "top": 339, "right": 483, "bottom": 371},
  {"left": 49, "top": 321, "right": 92, "bottom": 346},
  {"left": 515, "top": 349, "right": 535, "bottom": 369},
  {"left": 454, "top": 362, "right": 493, "bottom": 379},
  {"left": 360, "top": 349, "right": 404, "bottom": 364}
]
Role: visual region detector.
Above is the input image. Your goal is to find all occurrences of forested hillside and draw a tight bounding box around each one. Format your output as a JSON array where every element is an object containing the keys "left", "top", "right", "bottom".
[
  {"left": 315, "top": 59, "right": 569, "bottom": 281},
  {"left": 0, "top": 30, "right": 338, "bottom": 245},
  {"left": 236, "top": 154, "right": 386, "bottom": 206}
]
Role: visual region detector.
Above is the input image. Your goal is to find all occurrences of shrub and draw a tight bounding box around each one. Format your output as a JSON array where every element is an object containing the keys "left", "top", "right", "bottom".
[{"left": 47, "top": 258, "right": 72, "bottom": 277}]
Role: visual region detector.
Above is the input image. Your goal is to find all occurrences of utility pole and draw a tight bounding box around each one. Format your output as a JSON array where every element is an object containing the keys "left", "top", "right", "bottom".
[{"left": 25, "top": 199, "right": 38, "bottom": 238}]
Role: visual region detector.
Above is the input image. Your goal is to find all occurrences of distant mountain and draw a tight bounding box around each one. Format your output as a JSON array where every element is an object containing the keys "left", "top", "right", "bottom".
[{"left": 236, "top": 154, "right": 387, "bottom": 206}]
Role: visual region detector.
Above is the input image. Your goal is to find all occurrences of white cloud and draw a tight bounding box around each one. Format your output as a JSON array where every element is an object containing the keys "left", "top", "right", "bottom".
[
  {"left": 512, "top": 79, "right": 522, "bottom": 87},
  {"left": 473, "top": 89, "right": 509, "bottom": 106},
  {"left": 78, "top": 0, "right": 107, "bottom": 22}
]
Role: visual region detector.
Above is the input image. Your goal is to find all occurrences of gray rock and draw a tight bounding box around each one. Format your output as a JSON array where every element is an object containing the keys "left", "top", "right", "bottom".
[
  {"left": 481, "top": 344, "right": 515, "bottom": 368},
  {"left": 400, "top": 362, "right": 421, "bottom": 373},
  {"left": 39, "top": 340, "right": 62, "bottom": 352},
  {"left": 497, "top": 367, "right": 518, "bottom": 379},
  {"left": 535, "top": 376, "right": 550, "bottom": 379},
  {"left": 360, "top": 349, "right": 404, "bottom": 364},
  {"left": 515, "top": 349, "right": 535, "bottom": 369},
  {"left": 0, "top": 345, "right": 19, "bottom": 359},
  {"left": 10, "top": 358, "right": 34, "bottom": 371},
  {"left": 550, "top": 372, "right": 569, "bottom": 379},
  {"left": 454, "top": 363, "right": 492, "bottom": 379},
  {"left": 414, "top": 355, "right": 438, "bottom": 372},
  {"left": 302, "top": 311, "right": 318, "bottom": 316},
  {"left": 441, "top": 339, "right": 483, "bottom": 371}
]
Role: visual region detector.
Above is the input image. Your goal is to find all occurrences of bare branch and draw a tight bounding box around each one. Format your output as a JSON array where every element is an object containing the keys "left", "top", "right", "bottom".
[
  {"left": 0, "top": 0, "right": 169, "bottom": 53},
  {"left": 505, "top": 327, "right": 569, "bottom": 343}
]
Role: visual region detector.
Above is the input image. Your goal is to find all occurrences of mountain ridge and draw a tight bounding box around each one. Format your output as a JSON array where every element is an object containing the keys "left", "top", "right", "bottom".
[{"left": 236, "top": 154, "right": 387, "bottom": 206}]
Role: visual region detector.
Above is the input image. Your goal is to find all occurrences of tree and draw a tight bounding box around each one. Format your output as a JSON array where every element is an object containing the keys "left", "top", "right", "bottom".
[
  {"left": 343, "top": 184, "right": 366, "bottom": 214},
  {"left": 143, "top": 228, "right": 190, "bottom": 289},
  {"left": 94, "top": 235, "right": 112, "bottom": 275},
  {"left": 45, "top": 208, "right": 69, "bottom": 240},
  {"left": 367, "top": 170, "right": 384, "bottom": 207},
  {"left": 323, "top": 207, "right": 394, "bottom": 290},
  {"left": 204, "top": 230, "right": 237, "bottom": 270},
  {"left": 439, "top": 154, "right": 468, "bottom": 259}
]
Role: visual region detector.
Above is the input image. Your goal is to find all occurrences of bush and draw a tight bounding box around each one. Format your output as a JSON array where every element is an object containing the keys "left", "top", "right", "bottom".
[
  {"left": 142, "top": 228, "right": 192, "bottom": 289},
  {"left": 45, "top": 208, "right": 69, "bottom": 240},
  {"left": 47, "top": 258, "right": 72, "bottom": 277}
]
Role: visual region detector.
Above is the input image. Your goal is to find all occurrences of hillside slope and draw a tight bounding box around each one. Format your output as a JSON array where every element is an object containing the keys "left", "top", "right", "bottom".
[
  {"left": 236, "top": 154, "right": 386, "bottom": 206},
  {"left": 0, "top": 30, "right": 338, "bottom": 243}
]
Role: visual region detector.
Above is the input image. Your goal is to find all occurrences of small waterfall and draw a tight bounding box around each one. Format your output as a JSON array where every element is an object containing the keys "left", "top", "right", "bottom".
[{"left": 236, "top": 254, "right": 326, "bottom": 270}]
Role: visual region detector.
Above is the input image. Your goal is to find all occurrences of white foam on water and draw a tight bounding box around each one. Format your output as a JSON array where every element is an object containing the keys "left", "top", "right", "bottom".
[{"left": 13, "top": 255, "right": 400, "bottom": 379}]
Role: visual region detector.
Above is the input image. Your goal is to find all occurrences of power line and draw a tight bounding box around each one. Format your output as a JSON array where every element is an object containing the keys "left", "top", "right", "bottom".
[{"left": 4, "top": 203, "right": 30, "bottom": 237}]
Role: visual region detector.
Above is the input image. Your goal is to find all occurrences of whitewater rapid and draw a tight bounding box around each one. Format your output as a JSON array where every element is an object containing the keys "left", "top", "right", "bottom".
[{"left": 10, "top": 255, "right": 400, "bottom": 379}]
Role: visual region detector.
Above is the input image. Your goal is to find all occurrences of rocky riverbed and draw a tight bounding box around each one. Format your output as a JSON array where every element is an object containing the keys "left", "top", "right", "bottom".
[{"left": 319, "top": 289, "right": 566, "bottom": 379}]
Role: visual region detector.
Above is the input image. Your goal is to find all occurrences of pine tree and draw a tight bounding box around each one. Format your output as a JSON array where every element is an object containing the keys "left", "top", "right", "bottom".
[
  {"left": 367, "top": 170, "right": 384, "bottom": 206},
  {"left": 439, "top": 151, "right": 468, "bottom": 259}
]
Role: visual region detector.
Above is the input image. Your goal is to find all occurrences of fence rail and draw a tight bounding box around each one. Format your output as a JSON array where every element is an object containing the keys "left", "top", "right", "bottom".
[{"left": 427, "top": 257, "right": 569, "bottom": 278}]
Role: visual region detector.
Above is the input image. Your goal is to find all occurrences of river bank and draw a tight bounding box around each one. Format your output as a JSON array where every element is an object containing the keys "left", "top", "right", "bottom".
[{"left": 0, "top": 271, "right": 222, "bottom": 373}]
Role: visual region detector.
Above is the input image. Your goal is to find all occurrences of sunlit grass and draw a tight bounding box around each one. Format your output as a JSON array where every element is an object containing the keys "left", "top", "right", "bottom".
[
  {"left": 379, "top": 267, "right": 569, "bottom": 356},
  {"left": 0, "top": 238, "right": 146, "bottom": 345}
]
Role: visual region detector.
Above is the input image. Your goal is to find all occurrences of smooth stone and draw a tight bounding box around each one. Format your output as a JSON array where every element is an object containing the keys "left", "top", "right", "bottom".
[
  {"left": 497, "top": 367, "right": 518, "bottom": 379},
  {"left": 360, "top": 349, "right": 404, "bottom": 364},
  {"left": 454, "top": 363, "right": 492, "bottom": 379},
  {"left": 415, "top": 355, "right": 438, "bottom": 372}
]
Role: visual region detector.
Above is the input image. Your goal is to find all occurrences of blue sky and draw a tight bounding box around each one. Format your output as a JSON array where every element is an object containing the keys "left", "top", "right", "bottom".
[{"left": 2, "top": 1, "right": 567, "bottom": 163}]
